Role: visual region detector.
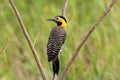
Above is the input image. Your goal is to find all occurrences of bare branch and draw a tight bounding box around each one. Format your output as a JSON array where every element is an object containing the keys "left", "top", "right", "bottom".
[
  {"left": 52, "top": 0, "right": 68, "bottom": 79},
  {"left": 53, "top": 74, "right": 57, "bottom": 80},
  {"left": 60, "top": 0, "right": 116, "bottom": 80},
  {"left": 61, "top": 0, "right": 68, "bottom": 16},
  {"left": 9, "top": 0, "right": 47, "bottom": 80}
]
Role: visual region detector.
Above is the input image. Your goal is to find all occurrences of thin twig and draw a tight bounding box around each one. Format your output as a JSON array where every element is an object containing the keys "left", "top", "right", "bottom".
[
  {"left": 0, "top": 33, "right": 14, "bottom": 56},
  {"left": 61, "top": 0, "right": 68, "bottom": 16},
  {"left": 60, "top": 0, "right": 116, "bottom": 80},
  {"left": 9, "top": 0, "right": 47, "bottom": 80},
  {"left": 33, "top": 32, "right": 40, "bottom": 46}
]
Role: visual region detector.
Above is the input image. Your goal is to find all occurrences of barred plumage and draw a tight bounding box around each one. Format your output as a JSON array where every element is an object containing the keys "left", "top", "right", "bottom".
[{"left": 47, "top": 26, "right": 67, "bottom": 62}]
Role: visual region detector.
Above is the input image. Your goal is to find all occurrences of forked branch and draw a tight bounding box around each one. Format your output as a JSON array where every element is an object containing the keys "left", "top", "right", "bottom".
[
  {"left": 60, "top": 0, "right": 116, "bottom": 80},
  {"left": 9, "top": 0, "right": 47, "bottom": 80}
]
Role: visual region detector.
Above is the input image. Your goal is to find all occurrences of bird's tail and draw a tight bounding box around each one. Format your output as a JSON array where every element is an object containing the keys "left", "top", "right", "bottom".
[{"left": 52, "top": 57, "right": 59, "bottom": 75}]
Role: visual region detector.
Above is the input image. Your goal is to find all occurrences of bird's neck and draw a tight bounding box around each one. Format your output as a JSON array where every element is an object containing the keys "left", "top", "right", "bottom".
[{"left": 57, "top": 21, "right": 67, "bottom": 28}]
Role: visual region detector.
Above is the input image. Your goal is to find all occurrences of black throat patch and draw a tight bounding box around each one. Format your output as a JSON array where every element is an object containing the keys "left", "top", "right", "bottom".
[{"left": 57, "top": 22, "right": 62, "bottom": 26}]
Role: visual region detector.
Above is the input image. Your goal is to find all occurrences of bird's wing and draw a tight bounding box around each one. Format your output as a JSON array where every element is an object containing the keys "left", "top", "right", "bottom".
[{"left": 47, "top": 27, "right": 67, "bottom": 62}]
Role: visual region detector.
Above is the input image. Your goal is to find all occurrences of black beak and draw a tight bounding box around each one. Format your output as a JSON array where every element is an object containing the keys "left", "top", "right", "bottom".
[{"left": 47, "top": 18, "right": 57, "bottom": 22}]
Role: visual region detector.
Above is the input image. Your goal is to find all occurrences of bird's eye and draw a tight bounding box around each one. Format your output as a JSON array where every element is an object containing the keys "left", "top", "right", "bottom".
[{"left": 56, "top": 17, "right": 59, "bottom": 20}]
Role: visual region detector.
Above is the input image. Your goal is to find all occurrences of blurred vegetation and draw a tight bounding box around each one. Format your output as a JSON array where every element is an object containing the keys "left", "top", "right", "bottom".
[{"left": 0, "top": 0, "right": 120, "bottom": 80}]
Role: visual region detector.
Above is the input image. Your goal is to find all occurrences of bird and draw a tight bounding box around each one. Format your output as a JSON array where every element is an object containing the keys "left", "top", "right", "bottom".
[{"left": 47, "top": 15, "right": 67, "bottom": 75}]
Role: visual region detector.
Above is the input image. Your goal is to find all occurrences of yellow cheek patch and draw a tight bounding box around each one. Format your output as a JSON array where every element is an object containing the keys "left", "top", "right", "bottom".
[{"left": 58, "top": 18, "right": 67, "bottom": 28}]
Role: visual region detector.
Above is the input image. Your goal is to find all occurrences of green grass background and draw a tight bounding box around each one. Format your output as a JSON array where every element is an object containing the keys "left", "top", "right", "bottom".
[{"left": 0, "top": 0, "right": 120, "bottom": 80}]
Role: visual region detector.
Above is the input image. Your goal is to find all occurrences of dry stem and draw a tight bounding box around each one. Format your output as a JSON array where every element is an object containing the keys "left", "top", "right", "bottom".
[
  {"left": 9, "top": 0, "right": 47, "bottom": 80},
  {"left": 61, "top": 0, "right": 68, "bottom": 16},
  {"left": 60, "top": 0, "right": 116, "bottom": 80}
]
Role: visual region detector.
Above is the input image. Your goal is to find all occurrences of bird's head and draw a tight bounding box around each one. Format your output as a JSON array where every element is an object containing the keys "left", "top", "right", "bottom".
[{"left": 47, "top": 15, "right": 67, "bottom": 28}]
